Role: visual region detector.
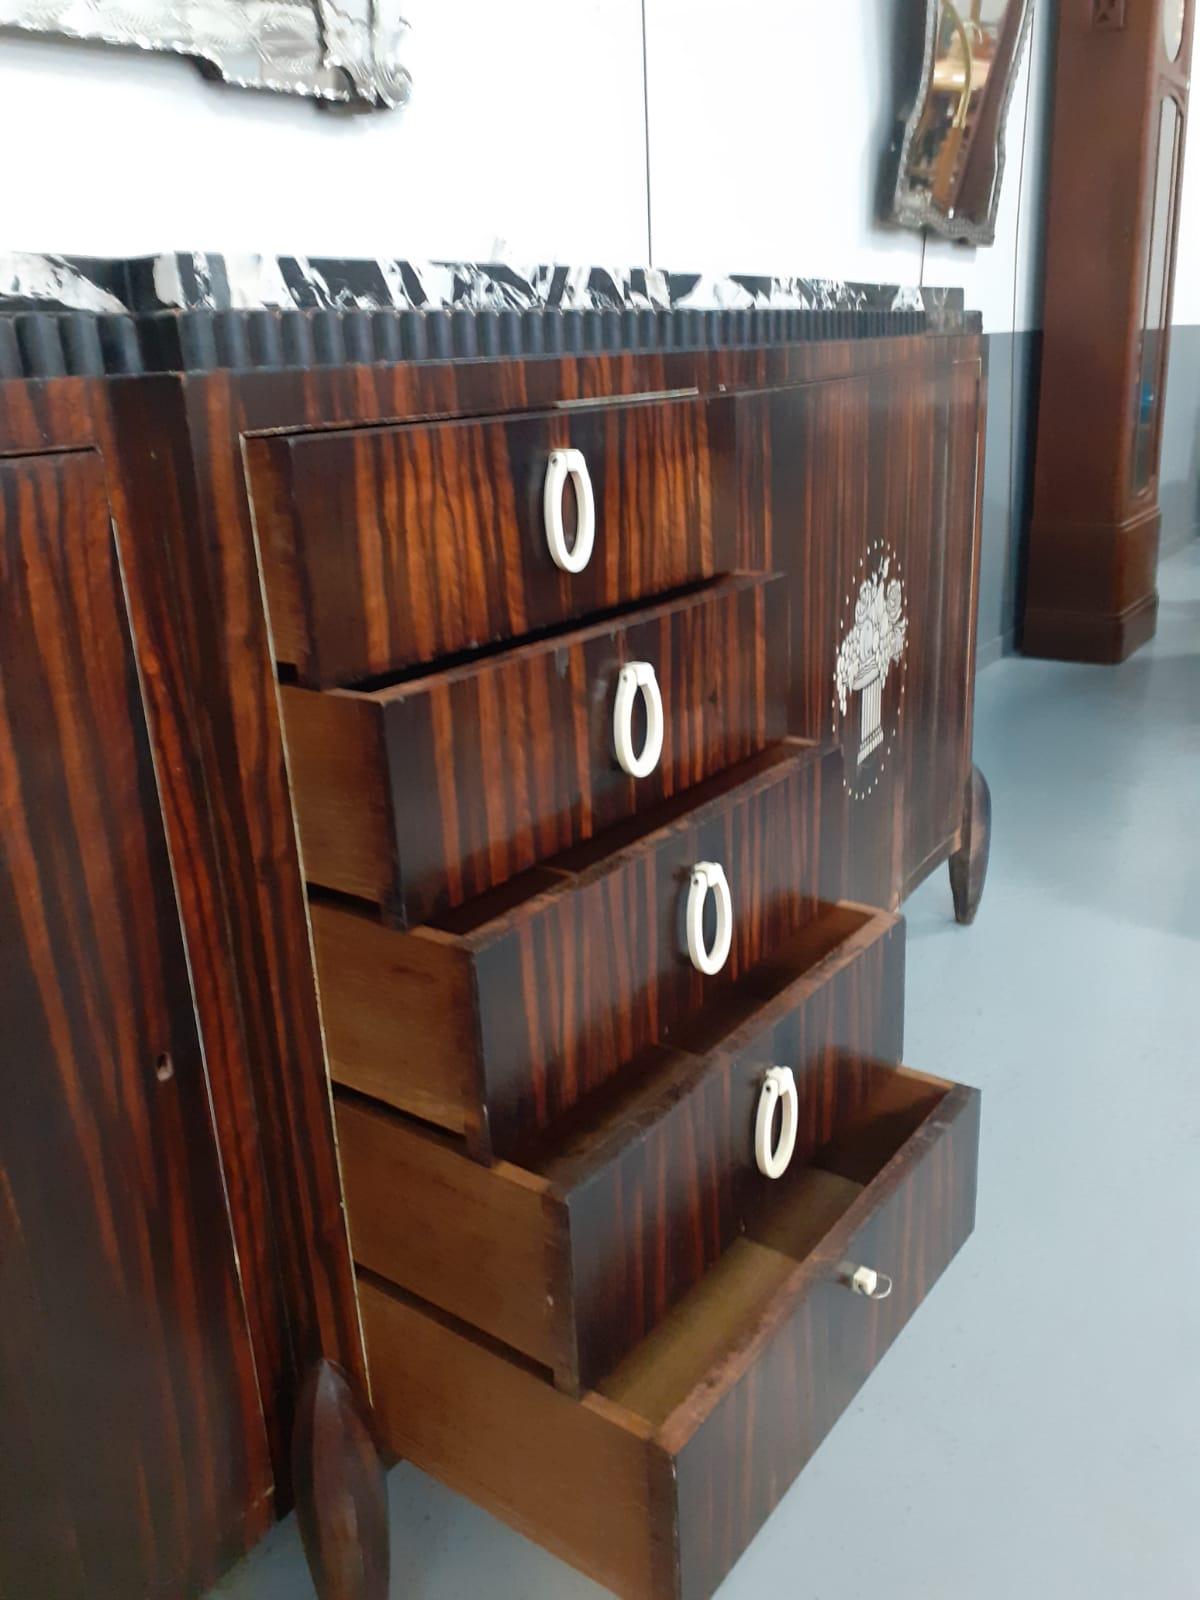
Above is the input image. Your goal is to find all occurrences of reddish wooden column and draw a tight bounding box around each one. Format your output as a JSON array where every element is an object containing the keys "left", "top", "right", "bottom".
[{"left": 1023, "top": 0, "right": 1193, "bottom": 663}]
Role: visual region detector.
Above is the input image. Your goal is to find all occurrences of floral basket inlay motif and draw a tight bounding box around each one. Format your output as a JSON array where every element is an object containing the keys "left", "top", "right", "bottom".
[{"left": 834, "top": 557, "right": 908, "bottom": 770}]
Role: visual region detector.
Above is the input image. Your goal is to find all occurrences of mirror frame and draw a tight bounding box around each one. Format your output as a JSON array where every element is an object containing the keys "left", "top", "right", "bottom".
[
  {"left": 0, "top": 0, "right": 412, "bottom": 109},
  {"left": 890, "top": 0, "right": 1036, "bottom": 247}
]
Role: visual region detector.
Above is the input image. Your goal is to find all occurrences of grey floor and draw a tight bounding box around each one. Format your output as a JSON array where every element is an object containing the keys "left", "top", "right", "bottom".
[{"left": 212, "top": 543, "right": 1200, "bottom": 1600}]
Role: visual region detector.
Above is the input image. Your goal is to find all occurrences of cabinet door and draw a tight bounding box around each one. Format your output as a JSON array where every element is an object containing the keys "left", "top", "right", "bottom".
[
  {"left": 739, "top": 343, "right": 984, "bottom": 909},
  {"left": 900, "top": 350, "right": 985, "bottom": 893},
  {"left": 0, "top": 453, "right": 272, "bottom": 1599}
]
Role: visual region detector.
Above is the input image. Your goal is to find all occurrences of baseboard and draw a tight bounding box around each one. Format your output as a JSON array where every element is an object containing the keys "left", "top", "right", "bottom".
[
  {"left": 975, "top": 629, "right": 1016, "bottom": 672},
  {"left": 1021, "top": 590, "right": 1159, "bottom": 664}
]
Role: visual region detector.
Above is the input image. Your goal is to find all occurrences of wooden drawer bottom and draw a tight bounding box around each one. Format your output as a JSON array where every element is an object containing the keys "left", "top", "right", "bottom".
[{"left": 360, "top": 1065, "right": 980, "bottom": 1599}]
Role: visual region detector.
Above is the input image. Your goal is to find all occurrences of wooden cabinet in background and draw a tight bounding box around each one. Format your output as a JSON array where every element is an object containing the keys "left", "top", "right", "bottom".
[{"left": 1025, "top": 0, "right": 1194, "bottom": 661}]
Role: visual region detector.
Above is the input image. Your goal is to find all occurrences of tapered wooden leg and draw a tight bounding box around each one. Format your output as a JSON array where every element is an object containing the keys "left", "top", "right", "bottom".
[
  {"left": 949, "top": 764, "right": 992, "bottom": 926},
  {"left": 293, "top": 1360, "right": 390, "bottom": 1600}
]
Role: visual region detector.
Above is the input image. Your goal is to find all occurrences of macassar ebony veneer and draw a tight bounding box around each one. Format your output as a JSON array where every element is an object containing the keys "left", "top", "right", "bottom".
[
  {"left": 262, "top": 333, "right": 986, "bottom": 1598},
  {"left": 311, "top": 741, "right": 830, "bottom": 1160},
  {"left": 283, "top": 571, "right": 787, "bottom": 924},
  {"left": 0, "top": 316, "right": 987, "bottom": 1600},
  {"left": 335, "top": 902, "right": 904, "bottom": 1395},
  {"left": 743, "top": 350, "right": 987, "bottom": 910},
  {"left": 231, "top": 333, "right": 982, "bottom": 921},
  {"left": 0, "top": 443, "right": 273, "bottom": 1597},
  {"left": 249, "top": 390, "right": 736, "bottom": 688},
  {"left": 0, "top": 375, "right": 376, "bottom": 1597},
  {"left": 359, "top": 1065, "right": 981, "bottom": 1600}
]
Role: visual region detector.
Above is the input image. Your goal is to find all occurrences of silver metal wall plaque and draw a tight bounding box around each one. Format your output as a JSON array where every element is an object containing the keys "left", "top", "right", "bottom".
[{"left": 0, "top": 0, "right": 412, "bottom": 109}]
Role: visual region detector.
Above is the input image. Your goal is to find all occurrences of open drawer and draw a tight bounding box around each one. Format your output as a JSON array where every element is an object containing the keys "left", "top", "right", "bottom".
[
  {"left": 312, "top": 741, "right": 830, "bottom": 1159},
  {"left": 359, "top": 1064, "right": 980, "bottom": 1600},
  {"left": 248, "top": 391, "right": 736, "bottom": 688},
  {"left": 281, "top": 572, "right": 788, "bottom": 926},
  {"left": 336, "top": 902, "right": 905, "bottom": 1393}
]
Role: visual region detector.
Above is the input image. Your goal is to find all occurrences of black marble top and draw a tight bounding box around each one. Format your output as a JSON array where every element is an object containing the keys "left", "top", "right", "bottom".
[
  {"left": 1, "top": 252, "right": 965, "bottom": 317},
  {"left": 0, "top": 252, "right": 975, "bottom": 379}
]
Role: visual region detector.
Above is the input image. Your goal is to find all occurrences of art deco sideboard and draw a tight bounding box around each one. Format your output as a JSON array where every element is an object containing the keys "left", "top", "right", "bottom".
[{"left": 0, "top": 267, "right": 989, "bottom": 1600}]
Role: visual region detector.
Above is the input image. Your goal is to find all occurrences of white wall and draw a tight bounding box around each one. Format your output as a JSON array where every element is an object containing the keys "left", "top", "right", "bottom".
[
  {"left": 0, "top": 0, "right": 649, "bottom": 264},
  {"left": 0, "top": 0, "right": 1196, "bottom": 335},
  {"left": 0, "top": 0, "right": 1039, "bottom": 330},
  {"left": 922, "top": 0, "right": 1054, "bottom": 333},
  {"left": 643, "top": 0, "right": 921, "bottom": 289}
]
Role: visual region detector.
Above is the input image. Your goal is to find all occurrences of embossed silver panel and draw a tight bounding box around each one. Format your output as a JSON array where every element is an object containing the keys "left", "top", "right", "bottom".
[{"left": 0, "top": 0, "right": 412, "bottom": 108}]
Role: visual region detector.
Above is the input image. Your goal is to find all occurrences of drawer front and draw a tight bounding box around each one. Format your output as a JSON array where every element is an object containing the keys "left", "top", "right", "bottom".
[
  {"left": 358, "top": 1069, "right": 981, "bottom": 1600},
  {"left": 252, "top": 394, "right": 736, "bottom": 687},
  {"left": 334, "top": 905, "right": 905, "bottom": 1395},
  {"left": 668, "top": 1079, "right": 981, "bottom": 1599},
  {"left": 312, "top": 744, "right": 829, "bottom": 1158},
  {"left": 470, "top": 745, "right": 826, "bottom": 1154},
  {"left": 283, "top": 573, "right": 788, "bottom": 924}
]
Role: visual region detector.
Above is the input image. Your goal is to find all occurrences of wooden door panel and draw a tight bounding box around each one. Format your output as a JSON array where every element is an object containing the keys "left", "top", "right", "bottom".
[
  {"left": 0, "top": 452, "right": 271, "bottom": 1599},
  {"left": 901, "top": 354, "right": 984, "bottom": 889},
  {"left": 743, "top": 346, "right": 983, "bottom": 910}
]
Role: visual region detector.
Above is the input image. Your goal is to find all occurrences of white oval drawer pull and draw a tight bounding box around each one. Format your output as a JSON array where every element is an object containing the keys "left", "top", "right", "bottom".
[
  {"left": 848, "top": 1264, "right": 894, "bottom": 1301},
  {"left": 613, "top": 662, "right": 664, "bottom": 778},
  {"left": 755, "top": 1066, "right": 799, "bottom": 1179},
  {"left": 543, "top": 448, "right": 596, "bottom": 573},
  {"left": 686, "top": 861, "right": 733, "bottom": 975}
]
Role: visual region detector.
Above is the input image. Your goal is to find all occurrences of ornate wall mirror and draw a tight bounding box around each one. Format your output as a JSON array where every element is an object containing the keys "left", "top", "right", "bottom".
[
  {"left": 891, "top": 0, "right": 1035, "bottom": 245},
  {"left": 0, "top": 0, "right": 412, "bottom": 108}
]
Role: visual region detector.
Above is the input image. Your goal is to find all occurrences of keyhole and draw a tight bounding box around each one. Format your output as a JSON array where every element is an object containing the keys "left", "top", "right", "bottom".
[{"left": 155, "top": 1052, "right": 175, "bottom": 1083}]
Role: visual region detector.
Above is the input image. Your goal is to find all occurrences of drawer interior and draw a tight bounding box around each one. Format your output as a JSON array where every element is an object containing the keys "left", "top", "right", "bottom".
[
  {"left": 427, "top": 740, "right": 808, "bottom": 937},
  {"left": 335, "top": 898, "right": 905, "bottom": 1391},
  {"left": 596, "top": 1066, "right": 950, "bottom": 1428},
  {"left": 310, "top": 740, "right": 822, "bottom": 954},
  {"left": 313, "top": 738, "right": 830, "bottom": 1156},
  {"left": 524, "top": 900, "right": 892, "bottom": 1173},
  {"left": 311, "top": 743, "right": 811, "bottom": 955},
  {"left": 280, "top": 569, "right": 789, "bottom": 925}
]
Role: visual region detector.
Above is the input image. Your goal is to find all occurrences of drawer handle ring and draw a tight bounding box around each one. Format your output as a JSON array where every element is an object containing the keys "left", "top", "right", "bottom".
[
  {"left": 686, "top": 861, "right": 733, "bottom": 976},
  {"left": 614, "top": 661, "right": 665, "bottom": 778},
  {"left": 848, "top": 1265, "right": 894, "bottom": 1301},
  {"left": 755, "top": 1066, "right": 799, "bottom": 1179},
  {"left": 544, "top": 448, "right": 596, "bottom": 573}
]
